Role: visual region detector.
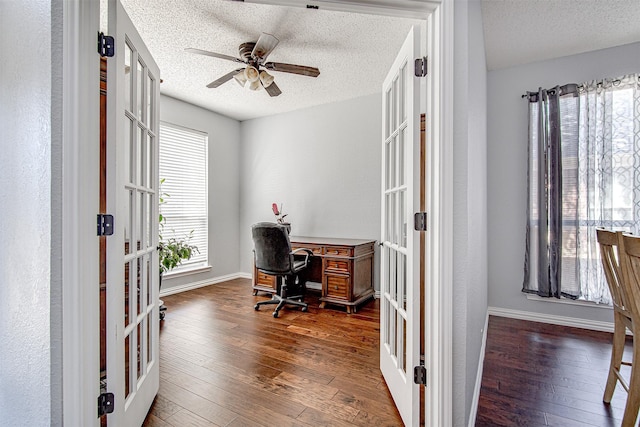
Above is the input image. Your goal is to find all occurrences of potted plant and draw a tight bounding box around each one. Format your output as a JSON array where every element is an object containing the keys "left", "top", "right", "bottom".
[{"left": 158, "top": 232, "right": 199, "bottom": 275}]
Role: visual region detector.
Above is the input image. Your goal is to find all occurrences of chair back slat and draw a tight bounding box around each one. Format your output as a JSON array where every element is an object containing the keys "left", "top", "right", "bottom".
[
  {"left": 596, "top": 228, "right": 630, "bottom": 313},
  {"left": 619, "top": 233, "right": 640, "bottom": 322}
]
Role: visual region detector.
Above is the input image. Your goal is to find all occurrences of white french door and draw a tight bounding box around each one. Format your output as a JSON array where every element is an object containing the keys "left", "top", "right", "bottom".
[
  {"left": 106, "top": 0, "right": 160, "bottom": 425},
  {"left": 380, "top": 25, "right": 421, "bottom": 427}
]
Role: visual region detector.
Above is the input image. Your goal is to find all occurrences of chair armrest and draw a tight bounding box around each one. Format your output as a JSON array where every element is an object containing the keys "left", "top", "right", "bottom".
[{"left": 291, "top": 248, "right": 313, "bottom": 266}]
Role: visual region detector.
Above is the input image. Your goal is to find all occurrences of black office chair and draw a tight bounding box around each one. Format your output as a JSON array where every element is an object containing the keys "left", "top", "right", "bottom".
[{"left": 251, "top": 222, "right": 313, "bottom": 318}]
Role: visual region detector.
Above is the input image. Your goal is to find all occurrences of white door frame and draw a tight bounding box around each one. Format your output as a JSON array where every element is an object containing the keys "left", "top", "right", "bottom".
[
  {"left": 60, "top": 0, "right": 101, "bottom": 426},
  {"left": 61, "top": 0, "right": 455, "bottom": 425}
]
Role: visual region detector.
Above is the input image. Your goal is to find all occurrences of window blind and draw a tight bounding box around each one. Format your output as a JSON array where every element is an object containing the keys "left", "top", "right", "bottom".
[{"left": 159, "top": 122, "right": 208, "bottom": 271}]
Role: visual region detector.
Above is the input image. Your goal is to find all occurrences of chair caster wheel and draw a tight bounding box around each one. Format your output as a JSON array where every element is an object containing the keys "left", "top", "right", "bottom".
[
  {"left": 254, "top": 304, "right": 259, "bottom": 311},
  {"left": 301, "top": 307, "right": 308, "bottom": 312},
  {"left": 273, "top": 311, "right": 279, "bottom": 318}
]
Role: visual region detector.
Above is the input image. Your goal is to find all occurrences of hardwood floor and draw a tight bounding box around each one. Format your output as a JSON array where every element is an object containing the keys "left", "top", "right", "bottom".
[
  {"left": 142, "top": 278, "right": 402, "bottom": 427},
  {"left": 477, "top": 316, "right": 635, "bottom": 427}
]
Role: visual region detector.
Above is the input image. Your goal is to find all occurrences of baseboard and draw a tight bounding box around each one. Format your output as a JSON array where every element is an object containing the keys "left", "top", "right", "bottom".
[
  {"left": 488, "top": 306, "right": 618, "bottom": 334},
  {"left": 160, "top": 272, "right": 250, "bottom": 297},
  {"left": 468, "top": 311, "right": 489, "bottom": 427}
]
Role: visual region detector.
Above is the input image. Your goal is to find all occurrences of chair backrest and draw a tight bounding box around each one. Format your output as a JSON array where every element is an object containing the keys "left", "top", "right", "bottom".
[
  {"left": 618, "top": 233, "right": 640, "bottom": 322},
  {"left": 596, "top": 228, "right": 630, "bottom": 313},
  {"left": 251, "top": 222, "right": 293, "bottom": 275}
]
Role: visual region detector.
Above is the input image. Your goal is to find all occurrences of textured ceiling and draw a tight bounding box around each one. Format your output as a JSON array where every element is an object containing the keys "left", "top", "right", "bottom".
[
  {"left": 120, "top": 0, "right": 422, "bottom": 121},
  {"left": 119, "top": 1, "right": 640, "bottom": 120},
  {"left": 481, "top": 0, "right": 640, "bottom": 71}
]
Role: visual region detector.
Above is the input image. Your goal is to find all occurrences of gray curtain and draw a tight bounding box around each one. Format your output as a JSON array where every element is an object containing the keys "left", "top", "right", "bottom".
[{"left": 523, "top": 85, "right": 580, "bottom": 299}]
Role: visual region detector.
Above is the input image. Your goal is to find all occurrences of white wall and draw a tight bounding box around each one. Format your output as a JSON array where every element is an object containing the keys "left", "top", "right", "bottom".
[
  {"left": 0, "top": 0, "right": 53, "bottom": 424},
  {"left": 239, "top": 94, "right": 382, "bottom": 289},
  {"left": 452, "top": 0, "right": 489, "bottom": 425},
  {"left": 487, "top": 42, "right": 640, "bottom": 322},
  {"left": 160, "top": 96, "right": 242, "bottom": 291}
]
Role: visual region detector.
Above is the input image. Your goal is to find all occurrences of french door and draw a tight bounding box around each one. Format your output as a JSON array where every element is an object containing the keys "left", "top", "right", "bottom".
[
  {"left": 105, "top": 0, "right": 160, "bottom": 425},
  {"left": 380, "top": 25, "right": 422, "bottom": 427}
]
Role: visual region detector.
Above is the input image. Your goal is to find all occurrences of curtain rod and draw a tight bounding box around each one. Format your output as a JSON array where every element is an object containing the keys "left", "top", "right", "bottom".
[
  {"left": 521, "top": 83, "right": 580, "bottom": 100},
  {"left": 521, "top": 77, "right": 628, "bottom": 100}
]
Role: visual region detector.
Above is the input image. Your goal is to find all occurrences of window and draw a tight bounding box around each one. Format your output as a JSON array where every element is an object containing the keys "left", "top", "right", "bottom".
[
  {"left": 523, "top": 74, "right": 640, "bottom": 304},
  {"left": 159, "top": 122, "right": 208, "bottom": 272}
]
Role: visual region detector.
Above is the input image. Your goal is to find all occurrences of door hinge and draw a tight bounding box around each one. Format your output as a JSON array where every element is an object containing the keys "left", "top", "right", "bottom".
[
  {"left": 414, "top": 212, "right": 428, "bottom": 231},
  {"left": 415, "top": 57, "right": 428, "bottom": 77},
  {"left": 413, "top": 365, "right": 427, "bottom": 386},
  {"left": 97, "top": 214, "right": 114, "bottom": 236},
  {"left": 98, "top": 32, "right": 115, "bottom": 57},
  {"left": 97, "top": 392, "right": 115, "bottom": 416}
]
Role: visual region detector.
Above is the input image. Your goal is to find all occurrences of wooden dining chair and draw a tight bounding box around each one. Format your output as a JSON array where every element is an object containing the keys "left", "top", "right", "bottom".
[{"left": 599, "top": 229, "right": 640, "bottom": 427}]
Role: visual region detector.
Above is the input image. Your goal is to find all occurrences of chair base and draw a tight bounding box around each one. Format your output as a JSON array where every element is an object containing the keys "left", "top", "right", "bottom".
[{"left": 254, "top": 292, "right": 308, "bottom": 318}]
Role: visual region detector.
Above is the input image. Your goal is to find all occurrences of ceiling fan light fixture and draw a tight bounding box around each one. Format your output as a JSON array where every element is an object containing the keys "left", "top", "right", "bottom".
[
  {"left": 233, "top": 70, "right": 247, "bottom": 87},
  {"left": 248, "top": 79, "right": 261, "bottom": 91},
  {"left": 259, "top": 70, "right": 274, "bottom": 88},
  {"left": 244, "top": 66, "right": 260, "bottom": 83}
]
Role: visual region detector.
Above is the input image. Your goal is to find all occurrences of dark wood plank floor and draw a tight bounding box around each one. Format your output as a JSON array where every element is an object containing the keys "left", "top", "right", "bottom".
[
  {"left": 142, "top": 278, "right": 403, "bottom": 427},
  {"left": 477, "top": 315, "right": 635, "bottom": 427}
]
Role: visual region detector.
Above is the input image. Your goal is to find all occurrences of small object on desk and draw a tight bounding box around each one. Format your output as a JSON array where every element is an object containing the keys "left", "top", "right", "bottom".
[{"left": 253, "top": 236, "right": 376, "bottom": 313}]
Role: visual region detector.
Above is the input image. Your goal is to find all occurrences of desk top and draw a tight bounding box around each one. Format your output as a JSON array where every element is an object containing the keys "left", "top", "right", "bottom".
[{"left": 290, "top": 236, "right": 376, "bottom": 247}]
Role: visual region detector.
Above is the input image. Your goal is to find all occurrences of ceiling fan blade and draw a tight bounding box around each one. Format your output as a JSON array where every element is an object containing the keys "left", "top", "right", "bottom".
[
  {"left": 206, "top": 68, "right": 245, "bottom": 88},
  {"left": 264, "top": 81, "right": 282, "bottom": 97},
  {"left": 185, "top": 48, "right": 244, "bottom": 64},
  {"left": 264, "top": 62, "right": 320, "bottom": 78},
  {"left": 251, "top": 33, "right": 279, "bottom": 62}
]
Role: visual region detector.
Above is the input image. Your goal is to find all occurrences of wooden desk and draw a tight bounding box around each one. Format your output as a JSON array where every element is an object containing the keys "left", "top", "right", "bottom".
[{"left": 252, "top": 236, "right": 376, "bottom": 313}]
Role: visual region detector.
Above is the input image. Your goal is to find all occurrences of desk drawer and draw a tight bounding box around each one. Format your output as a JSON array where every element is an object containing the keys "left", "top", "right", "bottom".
[
  {"left": 324, "top": 246, "right": 352, "bottom": 257},
  {"left": 256, "top": 271, "right": 276, "bottom": 288},
  {"left": 292, "top": 244, "right": 323, "bottom": 256},
  {"left": 325, "top": 274, "right": 349, "bottom": 299},
  {"left": 324, "top": 259, "right": 349, "bottom": 273}
]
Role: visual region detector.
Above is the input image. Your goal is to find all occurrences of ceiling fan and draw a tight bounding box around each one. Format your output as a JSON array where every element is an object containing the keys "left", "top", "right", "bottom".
[{"left": 186, "top": 33, "right": 320, "bottom": 97}]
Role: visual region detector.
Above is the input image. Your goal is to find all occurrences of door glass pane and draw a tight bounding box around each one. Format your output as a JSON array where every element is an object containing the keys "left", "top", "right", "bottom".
[
  {"left": 383, "top": 295, "right": 390, "bottom": 346},
  {"left": 400, "top": 63, "right": 406, "bottom": 123},
  {"left": 137, "top": 322, "right": 142, "bottom": 380},
  {"left": 145, "top": 193, "right": 152, "bottom": 249},
  {"left": 389, "top": 137, "right": 396, "bottom": 189},
  {"left": 400, "top": 253, "right": 407, "bottom": 311},
  {"left": 387, "top": 193, "right": 396, "bottom": 243},
  {"left": 385, "top": 89, "right": 392, "bottom": 138},
  {"left": 146, "top": 255, "right": 151, "bottom": 307},
  {"left": 398, "top": 128, "right": 405, "bottom": 186},
  {"left": 136, "top": 191, "right": 143, "bottom": 251},
  {"left": 400, "top": 315, "right": 407, "bottom": 374},
  {"left": 124, "top": 190, "right": 132, "bottom": 255},
  {"left": 146, "top": 74, "right": 153, "bottom": 126},
  {"left": 400, "top": 190, "right": 407, "bottom": 248},
  {"left": 124, "top": 43, "right": 132, "bottom": 112},
  {"left": 124, "top": 117, "right": 132, "bottom": 184},
  {"left": 137, "top": 59, "right": 144, "bottom": 120},
  {"left": 144, "top": 132, "right": 152, "bottom": 189},
  {"left": 124, "top": 334, "right": 131, "bottom": 399},
  {"left": 137, "top": 257, "right": 142, "bottom": 317},
  {"left": 146, "top": 316, "right": 152, "bottom": 364},
  {"left": 385, "top": 141, "right": 391, "bottom": 190},
  {"left": 389, "top": 302, "right": 397, "bottom": 358},
  {"left": 390, "top": 249, "right": 397, "bottom": 302},
  {"left": 136, "top": 127, "right": 143, "bottom": 185},
  {"left": 392, "top": 76, "right": 398, "bottom": 132},
  {"left": 124, "top": 261, "right": 131, "bottom": 326}
]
